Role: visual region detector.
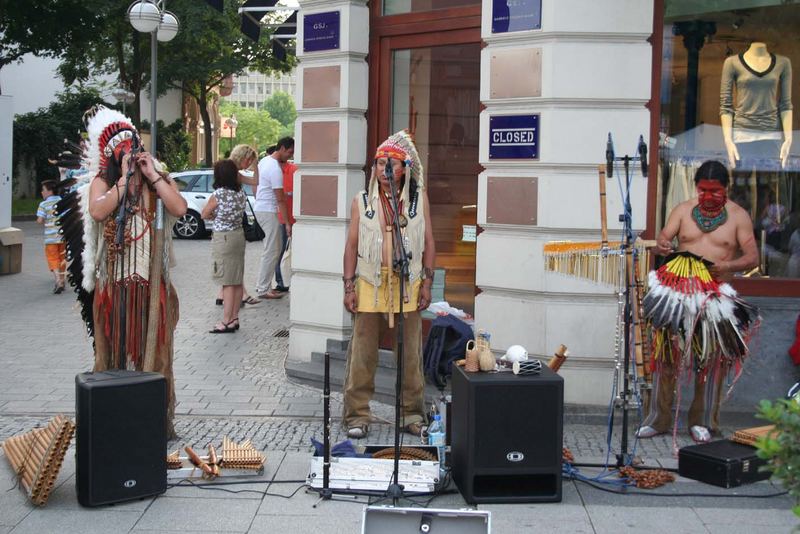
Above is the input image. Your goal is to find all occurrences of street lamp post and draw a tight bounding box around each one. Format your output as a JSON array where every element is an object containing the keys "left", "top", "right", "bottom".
[
  {"left": 225, "top": 115, "right": 238, "bottom": 154},
  {"left": 127, "top": 0, "right": 179, "bottom": 156},
  {"left": 111, "top": 88, "right": 136, "bottom": 116}
]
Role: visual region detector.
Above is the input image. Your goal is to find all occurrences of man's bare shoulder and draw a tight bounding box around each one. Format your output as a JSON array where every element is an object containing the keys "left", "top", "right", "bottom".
[
  {"left": 726, "top": 200, "right": 753, "bottom": 224},
  {"left": 673, "top": 199, "right": 696, "bottom": 214}
]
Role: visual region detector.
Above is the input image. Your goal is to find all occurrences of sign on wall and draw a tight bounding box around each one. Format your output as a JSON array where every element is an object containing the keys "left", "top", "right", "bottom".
[
  {"left": 492, "top": 0, "right": 542, "bottom": 33},
  {"left": 489, "top": 115, "right": 540, "bottom": 160},
  {"left": 303, "top": 11, "right": 340, "bottom": 53}
]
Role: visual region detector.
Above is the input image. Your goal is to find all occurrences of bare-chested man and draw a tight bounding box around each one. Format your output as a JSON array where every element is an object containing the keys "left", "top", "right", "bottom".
[{"left": 637, "top": 160, "right": 759, "bottom": 443}]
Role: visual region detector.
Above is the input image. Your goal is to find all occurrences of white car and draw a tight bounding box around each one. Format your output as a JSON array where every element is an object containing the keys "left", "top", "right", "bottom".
[{"left": 171, "top": 169, "right": 256, "bottom": 239}]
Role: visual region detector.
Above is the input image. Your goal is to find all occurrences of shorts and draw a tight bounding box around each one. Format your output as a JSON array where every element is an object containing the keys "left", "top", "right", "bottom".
[
  {"left": 211, "top": 230, "right": 245, "bottom": 286},
  {"left": 45, "top": 243, "right": 66, "bottom": 272}
]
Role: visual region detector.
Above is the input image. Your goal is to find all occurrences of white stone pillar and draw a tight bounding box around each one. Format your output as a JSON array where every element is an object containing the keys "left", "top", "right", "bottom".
[
  {"left": 478, "top": 0, "right": 653, "bottom": 404},
  {"left": 0, "top": 96, "right": 12, "bottom": 230},
  {"left": 289, "top": 0, "right": 369, "bottom": 362}
]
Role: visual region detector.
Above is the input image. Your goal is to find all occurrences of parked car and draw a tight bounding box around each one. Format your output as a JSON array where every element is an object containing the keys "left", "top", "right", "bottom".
[{"left": 171, "top": 169, "right": 256, "bottom": 239}]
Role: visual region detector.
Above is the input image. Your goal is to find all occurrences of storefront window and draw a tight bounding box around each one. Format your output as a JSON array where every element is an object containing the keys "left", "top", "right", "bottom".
[
  {"left": 659, "top": 1, "right": 800, "bottom": 279},
  {"left": 383, "top": 0, "right": 480, "bottom": 16}
]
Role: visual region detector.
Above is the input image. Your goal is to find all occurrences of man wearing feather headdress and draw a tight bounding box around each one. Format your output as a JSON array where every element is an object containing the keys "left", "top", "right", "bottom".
[
  {"left": 341, "top": 130, "right": 436, "bottom": 440},
  {"left": 56, "top": 106, "right": 187, "bottom": 438},
  {"left": 637, "top": 160, "right": 760, "bottom": 443}
]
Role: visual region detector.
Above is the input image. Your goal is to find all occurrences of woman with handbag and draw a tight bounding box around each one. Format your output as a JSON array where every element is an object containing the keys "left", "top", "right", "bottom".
[
  {"left": 202, "top": 159, "right": 248, "bottom": 333},
  {"left": 214, "top": 144, "right": 261, "bottom": 307}
]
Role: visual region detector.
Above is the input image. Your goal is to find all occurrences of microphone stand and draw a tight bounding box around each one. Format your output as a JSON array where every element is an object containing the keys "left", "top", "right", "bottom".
[
  {"left": 385, "top": 165, "right": 411, "bottom": 505},
  {"left": 606, "top": 134, "right": 647, "bottom": 467}
]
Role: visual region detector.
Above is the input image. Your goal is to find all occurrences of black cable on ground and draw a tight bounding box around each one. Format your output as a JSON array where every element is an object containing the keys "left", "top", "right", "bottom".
[
  {"left": 571, "top": 461, "right": 679, "bottom": 473},
  {"left": 167, "top": 478, "right": 308, "bottom": 499},
  {"left": 569, "top": 475, "right": 789, "bottom": 498}
]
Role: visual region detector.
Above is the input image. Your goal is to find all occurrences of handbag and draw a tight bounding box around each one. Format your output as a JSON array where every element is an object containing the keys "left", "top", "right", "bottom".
[{"left": 242, "top": 198, "right": 265, "bottom": 242}]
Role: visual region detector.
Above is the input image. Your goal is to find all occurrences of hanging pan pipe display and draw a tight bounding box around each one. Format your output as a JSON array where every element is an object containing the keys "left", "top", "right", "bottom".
[
  {"left": 2, "top": 415, "right": 75, "bottom": 506},
  {"left": 542, "top": 166, "right": 654, "bottom": 384},
  {"left": 221, "top": 436, "right": 266, "bottom": 470}
]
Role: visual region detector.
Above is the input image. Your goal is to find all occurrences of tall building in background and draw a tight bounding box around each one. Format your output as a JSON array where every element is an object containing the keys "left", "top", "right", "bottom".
[{"left": 227, "top": 69, "right": 297, "bottom": 109}]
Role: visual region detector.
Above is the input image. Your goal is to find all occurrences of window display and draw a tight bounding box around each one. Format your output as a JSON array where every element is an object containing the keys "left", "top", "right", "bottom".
[{"left": 660, "top": 2, "right": 800, "bottom": 279}]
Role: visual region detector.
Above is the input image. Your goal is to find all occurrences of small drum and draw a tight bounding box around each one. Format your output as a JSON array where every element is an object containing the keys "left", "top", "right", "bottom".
[{"left": 512, "top": 359, "right": 543, "bottom": 376}]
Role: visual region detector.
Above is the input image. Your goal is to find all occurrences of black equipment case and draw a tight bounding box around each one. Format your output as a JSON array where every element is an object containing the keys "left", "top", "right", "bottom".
[{"left": 678, "top": 439, "right": 770, "bottom": 488}]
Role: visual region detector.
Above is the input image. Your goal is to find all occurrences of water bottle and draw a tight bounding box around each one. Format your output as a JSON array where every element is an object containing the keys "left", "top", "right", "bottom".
[{"left": 428, "top": 414, "right": 445, "bottom": 474}]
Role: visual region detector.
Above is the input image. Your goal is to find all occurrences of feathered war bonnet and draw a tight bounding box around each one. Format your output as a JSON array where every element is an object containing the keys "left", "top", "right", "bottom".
[
  {"left": 83, "top": 105, "right": 141, "bottom": 186},
  {"left": 369, "top": 129, "right": 425, "bottom": 210}
]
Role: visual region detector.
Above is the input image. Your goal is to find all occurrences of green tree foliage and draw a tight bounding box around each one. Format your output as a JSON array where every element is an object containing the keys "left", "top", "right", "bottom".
[
  {"left": 158, "top": 0, "right": 294, "bottom": 166},
  {"left": 0, "top": 0, "right": 99, "bottom": 94},
  {"left": 219, "top": 101, "right": 282, "bottom": 154},
  {"left": 57, "top": 1, "right": 152, "bottom": 126},
  {"left": 756, "top": 398, "right": 800, "bottom": 519},
  {"left": 13, "top": 87, "right": 108, "bottom": 191},
  {"left": 262, "top": 91, "right": 297, "bottom": 133}
]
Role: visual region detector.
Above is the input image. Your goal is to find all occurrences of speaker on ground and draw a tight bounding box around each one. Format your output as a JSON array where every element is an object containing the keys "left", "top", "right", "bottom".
[{"left": 75, "top": 370, "right": 167, "bottom": 506}]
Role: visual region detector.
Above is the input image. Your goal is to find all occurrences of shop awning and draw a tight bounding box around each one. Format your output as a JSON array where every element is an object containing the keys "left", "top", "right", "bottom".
[{"left": 204, "top": 0, "right": 297, "bottom": 50}]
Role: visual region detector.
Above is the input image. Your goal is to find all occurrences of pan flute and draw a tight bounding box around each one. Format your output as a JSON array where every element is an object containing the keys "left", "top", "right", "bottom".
[
  {"left": 221, "top": 436, "right": 266, "bottom": 470},
  {"left": 730, "top": 425, "right": 777, "bottom": 448},
  {"left": 2, "top": 415, "right": 75, "bottom": 506}
]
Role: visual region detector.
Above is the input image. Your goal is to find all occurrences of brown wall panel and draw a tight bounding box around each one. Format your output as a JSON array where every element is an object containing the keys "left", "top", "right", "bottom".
[
  {"left": 486, "top": 177, "right": 538, "bottom": 225},
  {"left": 300, "top": 175, "right": 338, "bottom": 217},
  {"left": 301, "top": 122, "right": 340, "bottom": 162},
  {"left": 490, "top": 48, "right": 542, "bottom": 99},
  {"left": 303, "top": 66, "right": 341, "bottom": 108}
]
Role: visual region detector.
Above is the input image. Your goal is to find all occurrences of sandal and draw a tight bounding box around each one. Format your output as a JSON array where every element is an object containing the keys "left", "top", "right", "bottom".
[
  {"left": 209, "top": 321, "right": 237, "bottom": 334},
  {"left": 635, "top": 425, "right": 663, "bottom": 439},
  {"left": 242, "top": 296, "right": 260, "bottom": 305},
  {"left": 257, "top": 289, "right": 284, "bottom": 299},
  {"left": 689, "top": 425, "right": 712, "bottom": 443},
  {"left": 347, "top": 425, "right": 368, "bottom": 439},
  {"left": 215, "top": 298, "right": 223, "bottom": 306},
  {"left": 230, "top": 318, "right": 240, "bottom": 330}
]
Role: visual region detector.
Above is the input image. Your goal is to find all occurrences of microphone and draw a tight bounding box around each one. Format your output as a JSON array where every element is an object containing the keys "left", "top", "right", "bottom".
[
  {"left": 638, "top": 135, "right": 648, "bottom": 177},
  {"left": 384, "top": 157, "right": 393, "bottom": 181},
  {"left": 606, "top": 133, "right": 614, "bottom": 178}
]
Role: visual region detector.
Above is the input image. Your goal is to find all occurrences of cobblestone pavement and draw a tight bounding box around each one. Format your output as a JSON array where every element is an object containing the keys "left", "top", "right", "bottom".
[{"left": 1, "top": 221, "right": 797, "bottom": 533}]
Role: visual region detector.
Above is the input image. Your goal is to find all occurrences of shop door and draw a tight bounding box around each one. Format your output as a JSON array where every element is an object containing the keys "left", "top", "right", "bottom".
[{"left": 376, "top": 32, "right": 481, "bottom": 315}]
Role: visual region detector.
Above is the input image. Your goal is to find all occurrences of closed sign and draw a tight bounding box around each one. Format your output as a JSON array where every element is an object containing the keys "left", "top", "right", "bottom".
[{"left": 489, "top": 114, "right": 540, "bottom": 160}]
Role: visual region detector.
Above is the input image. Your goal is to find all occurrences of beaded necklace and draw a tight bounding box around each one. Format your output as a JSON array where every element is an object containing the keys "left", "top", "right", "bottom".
[{"left": 692, "top": 205, "right": 728, "bottom": 233}]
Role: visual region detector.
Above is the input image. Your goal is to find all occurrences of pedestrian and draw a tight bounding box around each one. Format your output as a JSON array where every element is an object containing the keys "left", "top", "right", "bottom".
[
  {"left": 213, "top": 143, "right": 261, "bottom": 307},
  {"left": 254, "top": 137, "right": 293, "bottom": 300},
  {"left": 202, "top": 159, "right": 248, "bottom": 333},
  {"left": 341, "top": 130, "right": 436, "bottom": 439},
  {"left": 638, "top": 160, "right": 760, "bottom": 443},
  {"left": 36, "top": 180, "right": 66, "bottom": 294},
  {"left": 274, "top": 156, "right": 296, "bottom": 293}
]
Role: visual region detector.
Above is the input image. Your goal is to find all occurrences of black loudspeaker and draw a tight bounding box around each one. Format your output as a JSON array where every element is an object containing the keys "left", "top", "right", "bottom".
[
  {"left": 451, "top": 364, "right": 563, "bottom": 504},
  {"left": 76, "top": 370, "right": 167, "bottom": 506}
]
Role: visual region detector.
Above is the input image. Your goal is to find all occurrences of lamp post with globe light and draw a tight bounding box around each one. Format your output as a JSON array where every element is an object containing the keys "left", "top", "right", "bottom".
[
  {"left": 225, "top": 115, "right": 238, "bottom": 154},
  {"left": 111, "top": 87, "right": 136, "bottom": 116},
  {"left": 126, "top": 0, "right": 179, "bottom": 156}
]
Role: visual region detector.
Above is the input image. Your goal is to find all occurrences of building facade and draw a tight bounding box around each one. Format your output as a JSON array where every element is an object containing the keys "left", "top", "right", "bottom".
[
  {"left": 227, "top": 69, "right": 298, "bottom": 109},
  {"left": 287, "top": 0, "right": 800, "bottom": 410}
]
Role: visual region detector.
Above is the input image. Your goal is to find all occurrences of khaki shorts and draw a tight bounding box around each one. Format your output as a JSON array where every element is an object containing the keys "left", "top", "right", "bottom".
[{"left": 211, "top": 230, "right": 245, "bottom": 286}]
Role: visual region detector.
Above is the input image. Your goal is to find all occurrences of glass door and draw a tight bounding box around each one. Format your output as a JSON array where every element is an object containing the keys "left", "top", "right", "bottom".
[{"left": 383, "top": 40, "right": 481, "bottom": 314}]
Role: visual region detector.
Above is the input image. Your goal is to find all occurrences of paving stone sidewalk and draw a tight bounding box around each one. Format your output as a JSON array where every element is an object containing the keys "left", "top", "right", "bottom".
[{"left": 0, "top": 221, "right": 797, "bottom": 533}]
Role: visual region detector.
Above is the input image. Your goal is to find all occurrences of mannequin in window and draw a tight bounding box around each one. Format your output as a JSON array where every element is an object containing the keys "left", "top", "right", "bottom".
[{"left": 720, "top": 42, "right": 793, "bottom": 169}]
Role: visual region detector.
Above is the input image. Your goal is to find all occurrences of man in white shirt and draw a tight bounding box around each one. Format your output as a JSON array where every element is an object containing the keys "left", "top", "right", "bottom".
[{"left": 254, "top": 137, "right": 294, "bottom": 299}]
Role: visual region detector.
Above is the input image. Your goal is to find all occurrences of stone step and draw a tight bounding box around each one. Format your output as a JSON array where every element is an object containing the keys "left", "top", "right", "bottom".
[{"left": 312, "top": 348, "right": 397, "bottom": 370}]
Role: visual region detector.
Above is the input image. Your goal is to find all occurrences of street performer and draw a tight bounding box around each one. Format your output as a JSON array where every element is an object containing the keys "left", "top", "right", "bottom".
[
  {"left": 56, "top": 106, "right": 187, "bottom": 438},
  {"left": 637, "top": 160, "right": 760, "bottom": 443},
  {"left": 341, "top": 130, "right": 435, "bottom": 439}
]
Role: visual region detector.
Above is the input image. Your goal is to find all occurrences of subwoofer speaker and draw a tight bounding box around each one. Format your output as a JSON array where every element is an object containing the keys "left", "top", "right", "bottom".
[
  {"left": 75, "top": 370, "right": 167, "bottom": 506},
  {"left": 451, "top": 364, "right": 563, "bottom": 503}
]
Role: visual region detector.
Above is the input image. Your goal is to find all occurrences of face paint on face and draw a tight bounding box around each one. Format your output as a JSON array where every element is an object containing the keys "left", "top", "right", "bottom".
[{"left": 696, "top": 179, "right": 727, "bottom": 215}]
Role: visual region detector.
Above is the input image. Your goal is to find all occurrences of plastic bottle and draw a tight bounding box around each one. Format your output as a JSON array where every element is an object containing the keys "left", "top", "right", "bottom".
[{"left": 427, "top": 414, "right": 446, "bottom": 473}]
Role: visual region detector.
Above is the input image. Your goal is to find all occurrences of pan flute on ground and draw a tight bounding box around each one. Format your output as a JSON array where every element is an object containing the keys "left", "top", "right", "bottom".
[
  {"left": 730, "top": 425, "right": 777, "bottom": 447},
  {"left": 2, "top": 415, "right": 75, "bottom": 506},
  {"left": 221, "top": 436, "right": 266, "bottom": 470}
]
